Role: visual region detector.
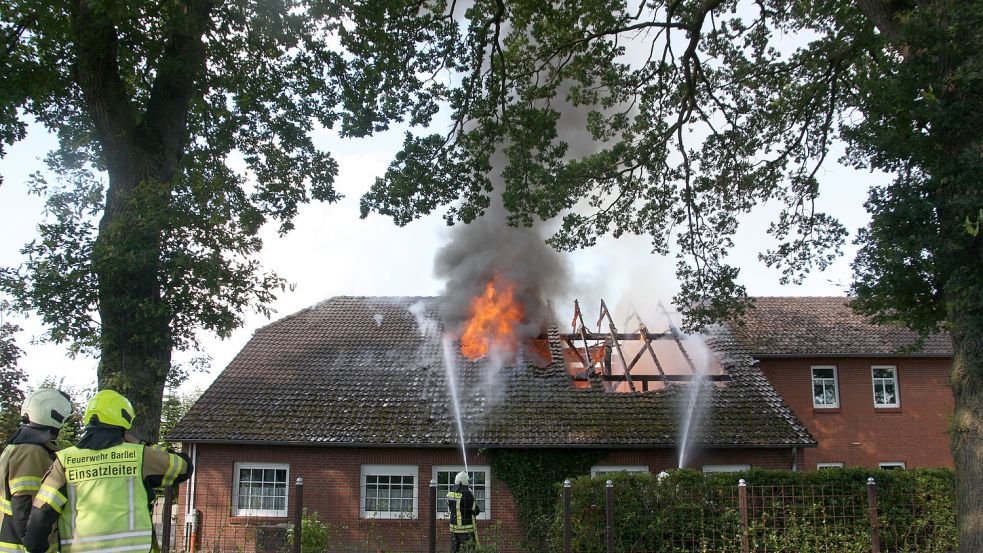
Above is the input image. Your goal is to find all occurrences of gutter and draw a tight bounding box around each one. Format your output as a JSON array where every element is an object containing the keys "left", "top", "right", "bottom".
[
  {"left": 751, "top": 353, "right": 952, "bottom": 359},
  {"left": 170, "top": 438, "right": 817, "bottom": 449}
]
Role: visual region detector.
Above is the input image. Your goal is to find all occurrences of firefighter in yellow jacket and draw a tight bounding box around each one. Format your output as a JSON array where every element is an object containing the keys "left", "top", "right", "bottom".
[
  {"left": 0, "top": 388, "right": 74, "bottom": 553},
  {"left": 23, "top": 390, "right": 193, "bottom": 553}
]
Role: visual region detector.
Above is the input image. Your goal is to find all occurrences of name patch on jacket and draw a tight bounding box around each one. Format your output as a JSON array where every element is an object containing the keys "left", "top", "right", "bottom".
[{"left": 63, "top": 449, "right": 140, "bottom": 482}]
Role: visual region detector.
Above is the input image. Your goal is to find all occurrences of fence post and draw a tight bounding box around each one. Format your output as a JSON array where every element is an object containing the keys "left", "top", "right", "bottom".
[
  {"left": 605, "top": 480, "right": 614, "bottom": 553},
  {"left": 867, "top": 477, "right": 880, "bottom": 553},
  {"left": 293, "top": 477, "right": 303, "bottom": 553},
  {"left": 739, "top": 479, "right": 749, "bottom": 553},
  {"left": 161, "top": 485, "right": 173, "bottom": 553},
  {"left": 563, "top": 479, "right": 572, "bottom": 553},
  {"left": 429, "top": 479, "right": 437, "bottom": 553}
]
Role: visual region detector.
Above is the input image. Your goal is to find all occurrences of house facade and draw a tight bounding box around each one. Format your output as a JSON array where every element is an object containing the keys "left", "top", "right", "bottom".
[
  {"left": 730, "top": 297, "right": 954, "bottom": 470},
  {"left": 168, "top": 296, "right": 816, "bottom": 552}
]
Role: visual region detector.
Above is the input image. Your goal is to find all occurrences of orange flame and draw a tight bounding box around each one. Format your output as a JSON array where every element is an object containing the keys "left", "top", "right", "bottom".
[{"left": 460, "top": 274, "right": 524, "bottom": 360}]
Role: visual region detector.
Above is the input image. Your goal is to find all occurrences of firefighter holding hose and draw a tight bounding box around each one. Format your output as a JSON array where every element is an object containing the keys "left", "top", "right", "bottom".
[
  {"left": 23, "top": 390, "right": 193, "bottom": 553},
  {"left": 446, "top": 471, "right": 481, "bottom": 552},
  {"left": 0, "top": 388, "right": 74, "bottom": 553}
]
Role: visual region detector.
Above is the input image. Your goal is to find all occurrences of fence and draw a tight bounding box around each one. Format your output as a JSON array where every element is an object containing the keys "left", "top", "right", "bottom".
[{"left": 156, "top": 474, "right": 955, "bottom": 553}]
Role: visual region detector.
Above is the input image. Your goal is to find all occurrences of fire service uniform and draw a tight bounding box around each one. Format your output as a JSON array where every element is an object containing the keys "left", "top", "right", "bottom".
[
  {"left": 446, "top": 471, "right": 481, "bottom": 552},
  {"left": 0, "top": 389, "right": 74, "bottom": 553},
  {"left": 24, "top": 390, "right": 192, "bottom": 553}
]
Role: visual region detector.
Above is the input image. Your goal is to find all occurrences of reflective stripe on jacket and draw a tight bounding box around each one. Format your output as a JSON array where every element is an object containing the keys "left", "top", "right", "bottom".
[
  {"left": 56, "top": 443, "right": 152, "bottom": 553},
  {"left": 0, "top": 444, "right": 55, "bottom": 553}
]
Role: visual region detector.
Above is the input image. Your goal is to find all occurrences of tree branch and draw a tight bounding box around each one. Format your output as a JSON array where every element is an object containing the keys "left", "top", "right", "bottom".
[
  {"left": 138, "top": 0, "right": 215, "bottom": 179},
  {"left": 70, "top": 0, "right": 139, "bottom": 166},
  {"left": 855, "top": 0, "right": 908, "bottom": 50}
]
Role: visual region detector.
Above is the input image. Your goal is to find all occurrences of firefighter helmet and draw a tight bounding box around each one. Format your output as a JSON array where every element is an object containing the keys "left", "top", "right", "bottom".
[
  {"left": 20, "top": 388, "right": 74, "bottom": 429},
  {"left": 455, "top": 471, "right": 470, "bottom": 486},
  {"left": 83, "top": 390, "right": 135, "bottom": 429}
]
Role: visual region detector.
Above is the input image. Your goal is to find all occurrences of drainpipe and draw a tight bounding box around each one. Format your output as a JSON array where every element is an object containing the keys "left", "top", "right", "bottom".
[{"left": 791, "top": 447, "right": 799, "bottom": 472}]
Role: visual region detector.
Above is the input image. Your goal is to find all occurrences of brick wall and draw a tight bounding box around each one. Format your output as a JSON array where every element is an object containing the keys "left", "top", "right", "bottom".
[
  {"left": 174, "top": 444, "right": 793, "bottom": 552},
  {"left": 758, "top": 356, "right": 953, "bottom": 470}
]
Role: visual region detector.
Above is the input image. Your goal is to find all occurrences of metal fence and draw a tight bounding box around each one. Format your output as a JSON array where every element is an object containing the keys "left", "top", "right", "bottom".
[{"left": 156, "top": 476, "right": 955, "bottom": 553}]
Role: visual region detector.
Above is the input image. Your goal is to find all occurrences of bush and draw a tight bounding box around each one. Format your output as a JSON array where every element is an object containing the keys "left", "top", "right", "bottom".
[
  {"left": 285, "top": 509, "right": 331, "bottom": 553},
  {"left": 548, "top": 468, "right": 955, "bottom": 553}
]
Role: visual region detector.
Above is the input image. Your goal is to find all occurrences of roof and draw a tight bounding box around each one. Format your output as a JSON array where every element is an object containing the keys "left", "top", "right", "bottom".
[
  {"left": 730, "top": 297, "right": 952, "bottom": 357},
  {"left": 170, "top": 296, "right": 815, "bottom": 448}
]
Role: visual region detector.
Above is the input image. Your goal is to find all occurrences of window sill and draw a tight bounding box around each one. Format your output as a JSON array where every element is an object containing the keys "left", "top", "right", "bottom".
[
  {"left": 228, "top": 515, "right": 289, "bottom": 526},
  {"left": 874, "top": 407, "right": 902, "bottom": 413},
  {"left": 812, "top": 407, "right": 841, "bottom": 414}
]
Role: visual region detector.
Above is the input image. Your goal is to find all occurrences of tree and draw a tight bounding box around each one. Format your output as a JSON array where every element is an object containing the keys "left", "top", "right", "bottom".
[
  {"left": 0, "top": 0, "right": 380, "bottom": 441},
  {"left": 0, "top": 301, "right": 27, "bottom": 444},
  {"left": 347, "top": 0, "right": 982, "bottom": 549}
]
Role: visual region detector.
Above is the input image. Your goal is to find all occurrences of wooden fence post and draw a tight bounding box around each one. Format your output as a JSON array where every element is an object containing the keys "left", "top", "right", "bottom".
[
  {"left": 739, "top": 479, "right": 749, "bottom": 553},
  {"left": 605, "top": 480, "right": 614, "bottom": 553},
  {"left": 563, "top": 479, "right": 572, "bottom": 553},
  {"left": 429, "top": 479, "right": 437, "bottom": 553},
  {"left": 293, "top": 477, "right": 303, "bottom": 553},
  {"left": 161, "top": 485, "right": 173, "bottom": 553},
  {"left": 867, "top": 477, "right": 880, "bottom": 553}
]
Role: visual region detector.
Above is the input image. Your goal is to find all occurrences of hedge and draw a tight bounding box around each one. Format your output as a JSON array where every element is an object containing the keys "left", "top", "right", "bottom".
[{"left": 547, "top": 468, "right": 955, "bottom": 553}]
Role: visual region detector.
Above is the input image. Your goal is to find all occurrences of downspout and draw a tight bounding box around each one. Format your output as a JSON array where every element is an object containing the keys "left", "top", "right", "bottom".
[{"left": 791, "top": 447, "right": 799, "bottom": 472}]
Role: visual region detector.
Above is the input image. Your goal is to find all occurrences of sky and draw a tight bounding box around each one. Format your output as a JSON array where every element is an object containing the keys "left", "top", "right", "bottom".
[{"left": 0, "top": 115, "right": 886, "bottom": 396}]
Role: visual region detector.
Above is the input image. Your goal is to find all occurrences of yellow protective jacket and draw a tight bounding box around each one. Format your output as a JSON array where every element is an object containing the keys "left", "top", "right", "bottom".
[{"left": 25, "top": 440, "right": 190, "bottom": 553}]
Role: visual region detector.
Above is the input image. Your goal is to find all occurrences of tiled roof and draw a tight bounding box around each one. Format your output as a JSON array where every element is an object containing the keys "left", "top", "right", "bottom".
[
  {"left": 170, "top": 297, "right": 815, "bottom": 448},
  {"left": 730, "top": 297, "right": 952, "bottom": 357}
]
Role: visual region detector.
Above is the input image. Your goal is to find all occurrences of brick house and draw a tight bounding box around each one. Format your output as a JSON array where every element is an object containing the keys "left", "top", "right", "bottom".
[
  {"left": 729, "top": 297, "right": 953, "bottom": 471},
  {"left": 168, "top": 296, "right": 816, "bottom": 552}
]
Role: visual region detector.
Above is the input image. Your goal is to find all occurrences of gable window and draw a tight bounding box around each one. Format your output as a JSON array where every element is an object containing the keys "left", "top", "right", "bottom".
[
  {"left": 872, "top": 366, "right": 900, "bottom": 407},
  {"left": 433, "top": 466, "right": 490, "bottom": 520},
  {"left": 232, "top": 463, "right": 288, "bottom": 517},
  {"left": 361, "top": 465, "right": 418, "bottom": 519},
  {"left": 812, "top": 366, "right": 840, "bottom": 408},
  {"left": 591, "top": 466, "right": 649, "bottom": 477}
]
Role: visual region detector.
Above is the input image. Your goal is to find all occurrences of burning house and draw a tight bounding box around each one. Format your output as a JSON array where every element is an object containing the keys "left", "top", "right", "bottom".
[{"left": 169, "top": 294, "right": 817, "bottom": 552}]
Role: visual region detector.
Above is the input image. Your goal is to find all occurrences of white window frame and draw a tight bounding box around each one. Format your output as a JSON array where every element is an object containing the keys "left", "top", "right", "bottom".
[
  {"left": 360, "top": 465, "right": 419, "bottom": 519},
  {"left": 232, "top": 462, "right": 289, "bottom": 517},
  {"left": 811, "top": 365, "right": 840, "bottom": 408},
  {"left": 879, "top": 462, "right": 906, "bottom": 470},
  {"left": 872, "top": 365, "right": 901, "bottom": 408},
  {"left": 432, "top": 465, "right": 490, "bottom": 520},
  {"left": 702, "top": 464, "right": 750, "bottom": 473},
  {"left": 590, "top": 465, "right": 649, "bottom": 477},
  {"left": 817, "top": 463, "right": 845, "bottom": 469}
]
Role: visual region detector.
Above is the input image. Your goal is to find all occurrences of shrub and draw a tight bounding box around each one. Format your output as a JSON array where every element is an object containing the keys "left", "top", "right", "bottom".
[
  {"left": 548, "top": 468, "right": 955, "bottom": 553},
  {"left": 285, "top": 509, "right": 331, "bottom": 553}
]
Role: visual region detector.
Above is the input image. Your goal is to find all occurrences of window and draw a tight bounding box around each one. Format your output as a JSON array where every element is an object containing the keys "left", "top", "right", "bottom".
[
  {"left": 232, "top": 463, "right": 288, "bottom": 517},
  {"left": 591, "top": 465, "right": 648, "bottom": 477},
  {"left": 872, "top": 366, "right": 900, "bottom": 407},
  {"left": 817, "top": 463, "right": 845, "bottom": 469},
  {"left": 433, "top": 466, "right": 490, "bottom": 520},
  {"left": 879, "top": 462, "right": 906, "bottom": 470},
  {"left": 702, "top": 464, "right": 750, "bottom": 473},
  {"left": 361, "top": 465, "right": 418, "bottom": 519},
  {"left": 812, "top": 366, "right": 840, "bottom": 408}
]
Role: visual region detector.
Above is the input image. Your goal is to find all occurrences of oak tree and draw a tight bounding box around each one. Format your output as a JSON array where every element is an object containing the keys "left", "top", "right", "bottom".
[{"left": 351, "top": 0, "right": 983, "bottom": 548}]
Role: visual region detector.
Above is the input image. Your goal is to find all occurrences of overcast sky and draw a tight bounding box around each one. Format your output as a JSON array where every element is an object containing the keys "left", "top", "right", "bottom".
[{"left": 0, "top": 117, "right": 885, "bottom": 395}]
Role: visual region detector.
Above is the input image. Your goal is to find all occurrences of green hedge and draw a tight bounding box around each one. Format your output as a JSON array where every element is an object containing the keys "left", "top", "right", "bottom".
[{"left": 547, "top": 468, "right": 955, "bottom": 553}]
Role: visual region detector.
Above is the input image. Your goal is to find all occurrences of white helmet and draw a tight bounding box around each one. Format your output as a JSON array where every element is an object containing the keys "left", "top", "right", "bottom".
[
  {"left": 21, "top": 388, "right": 73, "bottom": 429},
  {"left": 454, "top": 471, "right": 470, "bottom": 486}
]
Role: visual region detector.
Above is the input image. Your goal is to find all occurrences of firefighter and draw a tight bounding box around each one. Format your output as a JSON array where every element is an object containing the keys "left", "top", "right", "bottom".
[
  {"left": 23, "top": 390, "right": 193, "bottom": 553},
  {"left": 446, "top": 471, "right": 481, "bottom": 552},
  {"left": 0, "top": 388, "right": 74, "bottom": 553}
]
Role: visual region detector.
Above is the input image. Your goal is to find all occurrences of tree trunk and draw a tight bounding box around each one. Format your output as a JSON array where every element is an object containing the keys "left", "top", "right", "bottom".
[
  {"left": 948, "top": 292, "right": 983, "bottom": 553},
  {"left": 93, "top": 153, "right": 173, "bottom": 444}
]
